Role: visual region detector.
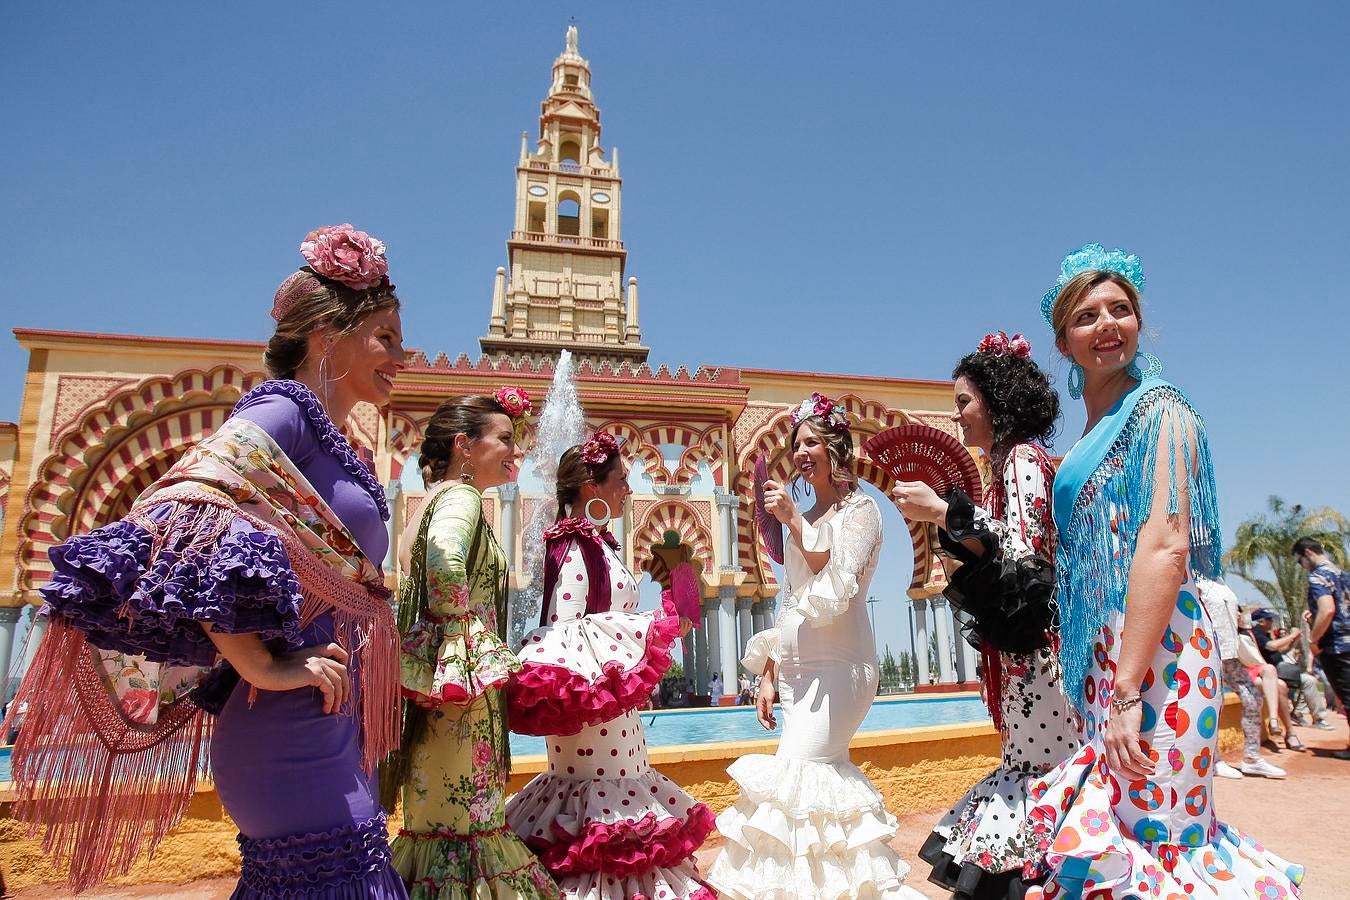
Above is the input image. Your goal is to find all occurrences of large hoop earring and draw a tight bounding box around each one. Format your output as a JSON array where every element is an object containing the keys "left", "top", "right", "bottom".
[
  {"left": 1067, "top": 362, "right": 1085, "bottom": 400},
  {"left": 584, "top": 497, "right": 612, "bottom": 528},
  {"left": 458, "top": 462, "right": 475, "bottom": 484},
  {"left": 1127, "top": 351, "right": 1163, "bottom": 381}
]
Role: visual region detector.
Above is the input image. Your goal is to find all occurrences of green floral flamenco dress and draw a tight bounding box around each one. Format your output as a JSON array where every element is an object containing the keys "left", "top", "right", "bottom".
[{"left": 388, "top": 483, "right": 559, "bottom": 899}]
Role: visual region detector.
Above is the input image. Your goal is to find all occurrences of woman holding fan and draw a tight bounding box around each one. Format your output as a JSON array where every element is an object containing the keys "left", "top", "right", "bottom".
[
  {"left": 1022, "top": 244, "right": 1301, "bottom": 897},
  {"left": 707, "top": 393, "right": 924, "bottom": 900},
  {"left": 893, "top": 331, "right": 1079, "bottom": 899}
]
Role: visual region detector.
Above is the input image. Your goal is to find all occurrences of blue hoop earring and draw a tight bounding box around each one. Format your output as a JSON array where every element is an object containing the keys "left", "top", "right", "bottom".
[
  {"left": 1128, "top": 351, "right": 1163, "bottom": 381},
  {"left": 1067, "top": 363, "right": 1085, "bottom": 400}
]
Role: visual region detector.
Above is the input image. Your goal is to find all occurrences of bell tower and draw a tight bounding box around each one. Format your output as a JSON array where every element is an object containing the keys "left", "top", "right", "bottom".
[{"left": 480, "top": 26, "right": 650, "bottom": 367}]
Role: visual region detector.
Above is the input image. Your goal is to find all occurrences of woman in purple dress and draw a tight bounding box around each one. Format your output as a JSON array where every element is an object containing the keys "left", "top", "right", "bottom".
[{"left": 4, "top": 225, "right": 411, "bottom": 898}]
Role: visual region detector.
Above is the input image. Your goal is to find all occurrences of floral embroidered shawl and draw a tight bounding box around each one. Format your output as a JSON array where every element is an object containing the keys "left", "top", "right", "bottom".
[{"left": 3, "top": 417, "right": 398, "bottom": 890}]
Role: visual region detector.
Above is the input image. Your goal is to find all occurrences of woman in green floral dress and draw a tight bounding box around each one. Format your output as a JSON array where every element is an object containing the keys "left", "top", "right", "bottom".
[{"left": 387, "top": 391, "right": 559, "bottom": 899}]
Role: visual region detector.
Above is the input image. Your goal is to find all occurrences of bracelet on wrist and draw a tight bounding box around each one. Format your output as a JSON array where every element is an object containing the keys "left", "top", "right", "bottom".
[{"left": 1110, "top": 693, "right": 1142, "bottom": 713}]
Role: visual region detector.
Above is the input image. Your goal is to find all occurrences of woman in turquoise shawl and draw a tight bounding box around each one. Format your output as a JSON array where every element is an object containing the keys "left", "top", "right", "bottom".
[{"left": 1023, "top": 245, "right": 1302, "bottom": 899}]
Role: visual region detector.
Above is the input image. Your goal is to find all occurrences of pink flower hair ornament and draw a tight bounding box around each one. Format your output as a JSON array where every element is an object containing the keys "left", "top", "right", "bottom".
[
  {"left": 581, "top": 429, "right": 620, "bottom": 465},
  {"left": 976, "top": 330, "right": 1032, "bottom": 359},
  {"left": 789, "top": 391, "right": 849, "bottom": 433},
  {"left": 272, "top": 223, "right": 393, "bottom": 321},
  {"left": 494, "top": 386, "right": 532, "bottom": 442}
]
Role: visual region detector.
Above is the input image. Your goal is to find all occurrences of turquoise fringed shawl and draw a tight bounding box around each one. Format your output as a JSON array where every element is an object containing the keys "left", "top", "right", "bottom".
[{"left": 1052, "top": 378, "right": 1223, "bottom": 713}]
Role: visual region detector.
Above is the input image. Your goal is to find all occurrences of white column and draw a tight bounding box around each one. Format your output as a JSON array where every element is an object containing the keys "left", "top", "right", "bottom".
[
  {"left": 0, "top": 606, "right": 21, "bottom": 702},
  {"left": 714, "top": 490, "right": 739, "bottom": 569},
  {"left": 694, "top": 606, "right": 710, "bottom": 693},
  {"left": 911, "top": 598, "right": 931, "bottom": 686},
  {"left": 957, "top": 610, "right": 980, "bottom": 684},
  {"left": 384, "top": 482, "right": 401, "bottom": 573},
  {"left": 18, "top": 614, "right": 47, "bottom": 685},
  {"left": 703, "top": 599, "right": 721, "bottom": 697},
  {"left": 736, "top": 596, "right": 753, "bottom": 671},
  {"left": 750, "top": 600, "right": 766, "bottom": 634},
  {"left": 717, "top": 586, "right": 739, "bottom": 688},
  {"left": 498, "top": 483, "right": 520, "bottom": 572},
  {"left": 930, "top": 595, "right": 957, "bottom": 684}
]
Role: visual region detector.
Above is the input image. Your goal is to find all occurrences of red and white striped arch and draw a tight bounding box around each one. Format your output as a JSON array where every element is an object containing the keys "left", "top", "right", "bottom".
[
  {"left": 730, "top": 396, "right": 951, "bottom": 595},
  {"left": 631, "top": 498, "right": 715, "bottom": 583},
  {"left": 596, "top": 420, "right": 668, "bottom": 486},
  {"left": 18, "top": 365, "right": 264, "bottom": 590}
]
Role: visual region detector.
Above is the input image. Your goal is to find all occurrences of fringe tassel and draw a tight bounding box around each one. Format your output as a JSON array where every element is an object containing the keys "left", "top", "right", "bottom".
[
  {"left": 4, "top": 619, "right": 211, "bottom": 892},
  {"left": 980, "top": 639, "right": 1004, "bottom": 734},
  {"left": 1057, "top": 386, "right": 1223, "bottom": 714}
]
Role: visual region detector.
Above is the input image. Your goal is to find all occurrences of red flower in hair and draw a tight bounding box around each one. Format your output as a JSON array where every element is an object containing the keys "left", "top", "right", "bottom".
[
  {"left": 494, "top": 386, "right": 532, "bottom": 419},
  {"left": 977, "top": 331, "right": 1011, "bottom": 355},
  {"left": 581, "top": 430, "right": 620, "bottom": 465}
]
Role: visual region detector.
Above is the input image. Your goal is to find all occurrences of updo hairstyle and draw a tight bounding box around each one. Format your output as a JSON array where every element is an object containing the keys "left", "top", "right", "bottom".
[
  {"left": 1047, "top": 270, "right": 1143, "bottom": 352},
  {"left": 788, "top": 416, "right": 858, "bottom": 493},
  {"left": 264, "top": 267, "right": 400, "bottom": 379},
  {"left": 951, "top": 353, "right": 1060, "bottom": 454},
  {"left": 418, "top": 395, "right": 510, "bottom": 486},
  {"left": 555, "top": 444, "right": 623, "bottom": 520}
]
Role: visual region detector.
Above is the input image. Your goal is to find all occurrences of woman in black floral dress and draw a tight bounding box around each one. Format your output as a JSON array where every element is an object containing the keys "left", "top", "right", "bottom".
[{"left": 893, "top": 331, "right": 1080, "bottom": 899}]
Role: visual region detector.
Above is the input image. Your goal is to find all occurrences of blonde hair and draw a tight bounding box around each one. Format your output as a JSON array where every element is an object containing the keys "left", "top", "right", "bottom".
[
  {"left": 1048, "top": 270, "right": 1143, "bottom": 354},
  {"left": 788, "top": 416, "right": 857, "bottom": 494}
]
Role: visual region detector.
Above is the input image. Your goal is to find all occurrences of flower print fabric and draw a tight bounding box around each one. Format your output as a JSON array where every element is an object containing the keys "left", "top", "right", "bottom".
[
  {"left": 391, "top": 484, "right": 557, "bottom": 899},
  {"left": 922, "top": 444, "right": 1081, "bottom": 897}
]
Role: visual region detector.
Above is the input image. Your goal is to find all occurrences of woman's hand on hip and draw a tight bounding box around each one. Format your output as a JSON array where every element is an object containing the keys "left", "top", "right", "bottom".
[{"left": 274, "top": 643, "right": 352, "bottom": 714}]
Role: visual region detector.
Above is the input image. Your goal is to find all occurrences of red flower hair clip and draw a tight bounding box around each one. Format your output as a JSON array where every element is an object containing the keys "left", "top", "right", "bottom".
[
  {"left": 494, "top": 386, "right": 532, "bottom": 441},
  {"left": 581, "top": 430, "right": 620, "bottom": 465},
  {"left": 977, "top": 331, "right": 1032, "bottom": 359}
]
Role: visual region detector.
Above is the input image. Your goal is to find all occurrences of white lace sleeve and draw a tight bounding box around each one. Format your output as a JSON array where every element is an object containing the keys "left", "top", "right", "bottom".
[{"left": 794, "top": 495, "right": 882, "bottom": 628}]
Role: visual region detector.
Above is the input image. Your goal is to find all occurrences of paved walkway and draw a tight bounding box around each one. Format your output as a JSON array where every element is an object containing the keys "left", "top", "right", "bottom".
[{"left": 13, "top": 717, "right": 1346, "bottom": 899}]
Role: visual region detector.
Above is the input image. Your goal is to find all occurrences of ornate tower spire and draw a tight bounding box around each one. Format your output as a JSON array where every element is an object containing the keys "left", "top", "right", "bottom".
[{"left": 480, "top": 27, "right": 649, "bottom": 367}]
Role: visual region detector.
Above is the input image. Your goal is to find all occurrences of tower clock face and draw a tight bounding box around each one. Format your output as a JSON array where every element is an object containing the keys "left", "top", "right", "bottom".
[
  {"left": 591, "top": 191, "right": 610, "bottom": 203},
  {"left": 528, "top": 185, "right": 548, "bottom": 197}
]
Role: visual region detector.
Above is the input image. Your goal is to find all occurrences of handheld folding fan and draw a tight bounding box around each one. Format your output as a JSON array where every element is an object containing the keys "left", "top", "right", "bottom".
[
  {"left": 668, "top": 561, "right": 701, "bottom": 625},
  {"left": 862, "top": 425, "right": 982, "bottom": 500},
  {"left": 753, "top": 452, "right": 785, "bottom": 565}
]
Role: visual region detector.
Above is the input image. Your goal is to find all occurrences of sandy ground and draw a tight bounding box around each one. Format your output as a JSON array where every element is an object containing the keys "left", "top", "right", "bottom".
[{"left": 13, "top": 716, "right": 1346, "bottom": 900}]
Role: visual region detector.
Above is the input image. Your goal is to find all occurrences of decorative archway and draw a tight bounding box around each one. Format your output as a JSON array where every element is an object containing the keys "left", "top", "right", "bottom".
[
  {"left": 631, "top": 498, "right": 715, "bottom": 585},
  {"left": 18, "top": 365, "right": 264, "bottom": 591},
  {"left": 596, "top": 420, "right": 668, "bottom": 486},
  {"left": 731, "top": 396, "right": 955, "bottom": 595}
]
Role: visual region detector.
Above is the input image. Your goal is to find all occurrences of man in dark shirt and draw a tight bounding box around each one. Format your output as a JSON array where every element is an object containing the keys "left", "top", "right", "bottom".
[{"left": 1294, "top": 536, "right": 1350, "bottom": 759}]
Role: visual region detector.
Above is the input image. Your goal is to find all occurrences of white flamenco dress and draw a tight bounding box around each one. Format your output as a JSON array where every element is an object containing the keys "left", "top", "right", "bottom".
[{"left": 707, "top": 492, "right": 926, "bottom": 900}]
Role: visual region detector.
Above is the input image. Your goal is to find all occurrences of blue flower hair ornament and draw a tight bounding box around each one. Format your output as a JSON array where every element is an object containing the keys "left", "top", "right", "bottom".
[{"left": 1041, "top": 243, "right": 1146, "bottom": 327}]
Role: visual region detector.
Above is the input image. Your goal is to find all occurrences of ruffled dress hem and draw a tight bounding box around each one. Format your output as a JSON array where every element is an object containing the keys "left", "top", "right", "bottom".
[
  {"left": 1023, "top": 744, "right": 1304, "bottom": 898},
  {"left": 507, "top": 598, "right": 681, "bottom": 736},
  {"left": 706, "top": 754, "right": 925, "bottom": 900},
  {"left": 232, "top": 814, "right": 405, "bottom": 900},
  {"left": 507, "top": 766, "right": 714, "bottom": 877},
  {"left": 391, "top": 826, "right": 558, "bottom": 899}
]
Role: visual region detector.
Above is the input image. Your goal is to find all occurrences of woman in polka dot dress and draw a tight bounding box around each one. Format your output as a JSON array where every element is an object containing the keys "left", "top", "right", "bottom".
[
  {"left": 1024, "top": 246, "right": 1302, "bottom": 898},
  {"left": 894, "top": 332, "right": 1080, "bottom": 899},
  {"left": 507, "top": 432, "right": 714, "bottom": 900}
]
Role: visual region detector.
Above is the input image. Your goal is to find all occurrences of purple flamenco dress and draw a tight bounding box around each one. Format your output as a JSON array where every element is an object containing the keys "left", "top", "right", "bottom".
[{"left": 22, "top": 380, "right": 407, "bottom": 898}]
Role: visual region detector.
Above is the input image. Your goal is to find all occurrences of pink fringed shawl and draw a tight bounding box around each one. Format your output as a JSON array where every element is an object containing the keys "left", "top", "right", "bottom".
[{"left": 3, "top": 418, "right": 398, "bottom": 891}]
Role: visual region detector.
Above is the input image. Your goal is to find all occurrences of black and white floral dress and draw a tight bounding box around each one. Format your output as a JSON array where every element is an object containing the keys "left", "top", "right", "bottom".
[{"left": 920, "top": 444, "right": 1081, "bottom": 898}]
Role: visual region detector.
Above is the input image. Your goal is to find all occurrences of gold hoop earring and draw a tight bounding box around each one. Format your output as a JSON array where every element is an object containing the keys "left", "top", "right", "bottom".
[{"left": 458, "top": 462, "right": 475, "bottom": 484}]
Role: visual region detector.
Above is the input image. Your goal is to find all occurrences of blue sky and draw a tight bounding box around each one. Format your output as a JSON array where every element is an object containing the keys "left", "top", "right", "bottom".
[{"left": 4, "top": 2, "right": 1349, "bottom": 668}]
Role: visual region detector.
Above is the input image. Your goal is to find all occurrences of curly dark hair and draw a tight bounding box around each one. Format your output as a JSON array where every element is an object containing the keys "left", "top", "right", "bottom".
[{"left": 951, "top": 352, "right": 1059, "bottom": 455}]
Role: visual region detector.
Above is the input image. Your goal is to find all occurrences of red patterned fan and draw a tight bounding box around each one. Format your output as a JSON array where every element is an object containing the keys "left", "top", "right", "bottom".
[
  {"left": 668, "top": 561, "right": 701, "bottom": 625},
  {"left": 753, "top": 452, "right": 785, "bottom": 565},
  {"left": 862, "top": 424, "right": 982, "bottom": 500}
]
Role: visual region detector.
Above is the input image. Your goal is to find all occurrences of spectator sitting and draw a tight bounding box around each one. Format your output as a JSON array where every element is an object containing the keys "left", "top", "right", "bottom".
[{"left": 1251, "top": 610, "right": 1333, "bottom": 732}]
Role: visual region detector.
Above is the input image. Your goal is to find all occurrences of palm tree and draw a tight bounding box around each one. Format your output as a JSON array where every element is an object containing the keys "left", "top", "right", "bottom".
[{"left": 1224, "top": 495, "right": 1350, "bottom": 619}]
